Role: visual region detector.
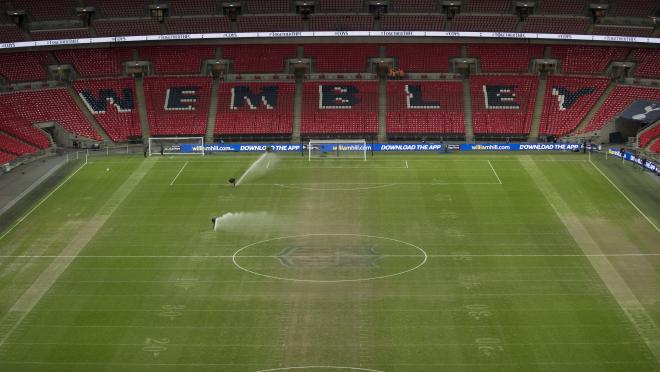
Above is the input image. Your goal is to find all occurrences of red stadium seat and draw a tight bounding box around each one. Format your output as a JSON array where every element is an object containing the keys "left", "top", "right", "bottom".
[
  {"left": 585, "top": 86, "right": 660, "bottom": 132},
  {"left": 522, "top": 16, "right": 591, "bottom": 34},
  {"left": 74, "top": 78, "right": 142, "bottom": 142},
  {"left": 0, "top": 89, "right": 101, "bottom": 140},
  {"left": 608, "top": 0, "right": 657, "bottom": 17},
  {"left": 30, "top": 28, "right": 90, "bottom": 41},
  {"left": 0, "top": 151, "right": 16, "bottom": 165},
  {"left": 389, "top": 0, "right": 438, "bottom": 13},
  {"left": 317, "top": 0, "right": 364, "bottom": 13},
  {"left": 551, "top": 45, "right": 629, "bottom": 74},
  {"left": 0, "top": 52, "right": 50, "bottom": 82},
  {"left": 143, "top": 76, "right": 212, "bottom": 136},
  {"left": 380, "top": 15, "right": 446, "bottom": 31},
  {"left": 387, "top": 81, "right": 464, "bottom": 135},
  {"left": 54, "top": 48, "right": 133, "bottom": 78},
  {"left": 304, "top": 44, "right": 379, "bottom": 73},
  {"left": 222, "top": 44, "right": 297, "bottom": 74},
  {"left": 0, "top": 132, "right": 39, "bottom": 156},
  {"left": 468, "top": 44, "right": 544, "bottom": 73},
  {"left": 0, "top": 24, "right": 29, "bottom": 43},
  {"left": 385, "top": 44, "right": 460, "bottom": 73},
  {"left": 639, "top": 124, "right": 660, "bottom": 148},
  {"left": 470, "top": 75, "right": 538, "bottom": 135},
  {"left": 84, "top": 0, "right": 151, "bottom": 18},
  {"left": 139, "top": 46, "right": 215, "bottom": 74},
  {"left": 167, "top": 0, "right": 218, "bottom": 16},
  {"left": 94, "top": 18, "right": 161, "bottom": 37},
  {"left": 242, "top": 0, "right": 291, "bottom": 14},
  {"left": 451, "top": 15, "right": 517, "bottom": 32},
  {"left": 12, "top": 0, "right": 77, "bottom": 21},
  {"left": 538, "top": 0, "right": 588, "bottom": 15},
  {"left": 301, "top": 81, "right": 379, "bottom": 135},
  {"left": 631, "top": 49, "right": 660, "bottom": 79},
  {"left": 215, "top": 82, "right": 295, "bottom": 136},
  {"left": 309, "top": 14, "right": 375, "bottom": 31},
  {"left": 165, "top": 16, "right": 232, "bottom": 34},
  {"left": 539, "top": 76, "right": 609, "bottom": 136},
  {"left": 465, "top": 0, "right": 513, "bottom": 13},
  {"left": 237, "top": 15, "right": 303, "bottom": 32},
  {"left": 0, "top": 109, "right": 51, "bottom": 149},
  {"left": 592, "top": 25, "right": 653, "bottom": 37}
]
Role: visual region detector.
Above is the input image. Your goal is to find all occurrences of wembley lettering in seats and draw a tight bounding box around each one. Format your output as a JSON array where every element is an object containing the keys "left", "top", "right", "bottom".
[
  {"left": 319, "top": 85, "right": 360, "bottom": 109},
  {"left": 80, "top": 89, "right": 134, "bottom": 114},
  {"left": 483, "top": 85, "right": 519, "bottom": 109},
  {"left": 551, "top": 87, "right": 595, "bottom": 110},
  {"left": 165, "top": 87, "right": 199, "bottom": 111},
  {"left": 231, "top": 86, "right": 278, "bottom": 110}
]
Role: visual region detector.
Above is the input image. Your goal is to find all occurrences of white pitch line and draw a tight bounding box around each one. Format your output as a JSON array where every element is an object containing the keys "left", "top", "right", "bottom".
[
  {"left": 169, "top": 161, "right": 188, "bottom": 186},
  {"left": 405, "top": 160, "right": 409, "bottom": 169},
  {"left": 589, "top": 159, "right": 659, "bottom": 233},
  {"left": 0, "top": 161, "right": 87, "bottom": 242},
  {"left": 266, "top": 159, "right": 271, "bottom": 169},
  {"left": 2, "top": 253, "right": 660, "bottom": 259},
  {"left": 487, "top": 160, "right": 502, "bottom": 185}
]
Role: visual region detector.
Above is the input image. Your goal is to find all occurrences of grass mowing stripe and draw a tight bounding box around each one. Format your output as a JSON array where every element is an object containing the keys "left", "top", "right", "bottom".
[
  {"left": 520, "top": 155, "right": 660, "bottom": 364},
  {"left": 0, "top": 161, "right": 87, "bottom": 242},
  {"left": 0, "top": 159, "right": 156, "bottom": 348}
]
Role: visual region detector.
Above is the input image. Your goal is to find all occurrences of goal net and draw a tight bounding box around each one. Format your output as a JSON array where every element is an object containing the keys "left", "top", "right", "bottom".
[
  {"left": 308, "top": 139, "right": 367, "bottom": 161},
  {"left": 148, "top": 137, "right": 205, "bottom": 156}
]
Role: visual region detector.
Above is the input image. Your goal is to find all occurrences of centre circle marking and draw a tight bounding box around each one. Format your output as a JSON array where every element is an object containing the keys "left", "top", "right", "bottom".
[{"left": 232, "top": 233, "right": 427, "bottom": 283}]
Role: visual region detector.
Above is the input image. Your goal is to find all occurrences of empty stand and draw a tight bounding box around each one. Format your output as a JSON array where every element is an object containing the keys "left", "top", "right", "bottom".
[
  {"left": 0, "top": 109, "right": 51, "bottom": 149},
  {"left": 94, "top": 18, "right": 162, "bottom": 37},
  {"left": 140, "top": 46, "right": 215, "bottom": 74},
  {"left": 0, "top": 52, "right": 49, "bottom": 82},
  {"left": 166, "top": 16, "right": 232, "bottom": 34},
  {"left": 639, "top": 124, "right": 660, "bottom": 148},
  {"left": 167, "top": 0, "right": 218, "bottom": 16},
  {"left": 301, "top": 81, "right": 379, "bottom": 135},
  {"left": 551, "top": 45, "right": 629, "bottom": 74},
  {"left": 222, "top": 44, "right": 297, "bottom": 74},
  {"left": 84, "top": 0, "right": 150, "bottom": 18},
  {"left": 305, "top": 44, "right": 379, "bottom": 73},
  {"left": 538, "top": 0, "right": 587, "bottom": 15},
  {"left": 0, "top": 132, "right": 39, "bottom": 156},
  {"left": 0, "top": 24, "right": 28, "bottom": 42},
  {"left": 608, "top": 0, "right": 657, "bottom": 17},
  {"left": 468, "top": 44, "right": 543, "bottom": 73},
  {"left": 215, "top": 82, "right": 295, "bottom": 136},
  {"left": 380, "top": 15, "right": 446, "bottom": 31},
  {"left": 470, "top": 75, "right": 538, "bottom": 135},
  {"left": 54, "top": 48, "right": 133, "bottom": 78},
  {"left": 30, "top": 28, "right": 91, "bottom": 41},
  {"left": 0, "top": 89, "right": 101, "bottom": 140},
  {"left": 12, "top": 0, "right": 77, "bottom": 21},
  {"left": 592, "top": 25, "right": 653, "bottom": 37},
  {"left": 466, "top": 0, "right": 512, "bottom": 13},
  {"left": 387, "top": 81, "right": 464, "bottom": 135},
  {"left": 237, "top": 15, "right": 303, "bottom": 32},
  {"left": 243, "top": 0, "right": 291, "bottom": 14},
  {"left": 389, "top": 0, "right": 437, "bottom": 13},
  {"left": 143, "top": 76, "right": 212, "bottom": 136},
  {"left": 585, "top": 85, "right": 660, "bottom": 132},
  {"left": 317, "top": 0, "right": 364, "bottom": 13},
  {"left": 522, "top": 16, "right": 591, "bottom": 34},
  {"left": 451, "top": 15, "right": 517, "bottom": 32},
  {"left": 539, "top": 76, "right": 609, "bottom": 136},
  {"left": 631, "top": 48, "right": 660, "bottom": 79},
  {"left": 309, "top": 14, "right": 375, "bottom": 31},
  {"left": 74, "top": 78, "right": 142, "bottom": 142},
  {"left": 385, "top": 44, "right": 460, "bottom": 73}
]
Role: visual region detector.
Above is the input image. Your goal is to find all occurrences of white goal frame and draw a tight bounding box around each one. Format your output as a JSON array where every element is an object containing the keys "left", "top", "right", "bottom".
[
  {"left": 148, "top": 137, "right": 205, "bottom": 156},
  {"left": 308, "top": 139, "right": 367, "bottom": 161}
]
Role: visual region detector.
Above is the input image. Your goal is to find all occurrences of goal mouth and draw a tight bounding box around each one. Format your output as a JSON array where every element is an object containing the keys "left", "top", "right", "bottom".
[
  {"left": 148, "top": 137, "right": 205, "bottom": 156},
  {"left": 308, "top": 139, "right": 368, "bottom": 161}
]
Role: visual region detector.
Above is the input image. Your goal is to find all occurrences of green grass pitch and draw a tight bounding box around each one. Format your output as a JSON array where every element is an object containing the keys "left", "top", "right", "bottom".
[{"left": 0, "top": 151, "right": 659, "bottom": 371}]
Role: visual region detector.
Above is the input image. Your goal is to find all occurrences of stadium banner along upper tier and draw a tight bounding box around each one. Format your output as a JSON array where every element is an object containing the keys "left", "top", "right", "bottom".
[
  {"left": 174, "top": 143, "right": 597, "bottom": 154},
  {"left": 1, "top": 31, "right": 659, "bottom": 50}
]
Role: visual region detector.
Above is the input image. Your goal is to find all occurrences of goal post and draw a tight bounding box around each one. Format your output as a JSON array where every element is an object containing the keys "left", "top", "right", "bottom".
[
  {"left": 308, "top": 139, "right": 368, "bottom": 161},
  {"left": 148, "top": 137, "right": 205, "bottom": 156}
]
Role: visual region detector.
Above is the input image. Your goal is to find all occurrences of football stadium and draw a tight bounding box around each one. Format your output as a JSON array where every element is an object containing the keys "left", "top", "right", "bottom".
[{"left": 0, "top": 0, "right": 659, "bottom": 371}]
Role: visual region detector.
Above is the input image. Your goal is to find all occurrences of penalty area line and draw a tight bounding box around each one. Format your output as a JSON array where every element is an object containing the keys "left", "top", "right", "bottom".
[
  {"left": 487, "top": 160, "right": 502, "bottom": 185},
  {"left": 169, "top": 161, "right": 189, "bottom": 186}
]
